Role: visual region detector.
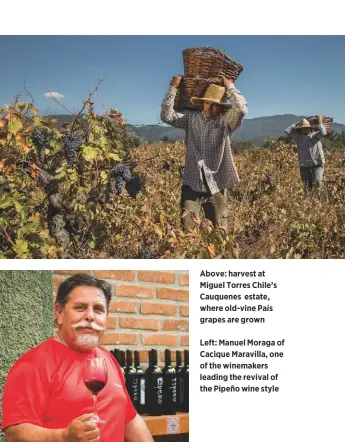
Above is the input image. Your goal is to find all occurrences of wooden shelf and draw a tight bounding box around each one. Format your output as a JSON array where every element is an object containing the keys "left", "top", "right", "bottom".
[{"left": 143, "top": 412, "right": 189, "bottom": 436}]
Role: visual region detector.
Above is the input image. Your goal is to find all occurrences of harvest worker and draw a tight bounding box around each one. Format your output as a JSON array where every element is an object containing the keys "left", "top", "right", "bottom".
[
  {"left": 161, "top": 75, "right": 248, "bottom": 233},
  {"left": 2, "top": 274, "right": 153, "bottom": 442},
  {"left": 285, "top": 115, "right": 327, "bottom": 189}
]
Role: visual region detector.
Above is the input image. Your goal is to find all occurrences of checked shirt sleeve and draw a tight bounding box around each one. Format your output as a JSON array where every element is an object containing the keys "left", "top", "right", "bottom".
[
  {"left": 311, "top": 123, "right": 327, "bottom": 141},
  {"left": 223, "top": 83, "right": 248, "bottom": 133},
  {"left": 160, "top": 86, "right": 189, "bottom": 129},
  {"left": 285, "top": 123, "right": 300, "bottom": 142}
]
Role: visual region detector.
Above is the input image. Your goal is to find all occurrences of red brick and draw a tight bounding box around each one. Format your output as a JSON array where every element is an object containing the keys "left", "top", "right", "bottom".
[
  {"left": 142, "top": 334, "right": 178, "bottom": 346},
  {"left": 116, "top": 284, "right": 155, "bottom": 299},
  {"left": 138, "top": 271, "right": 175, "bottom": 284},
  {"left": 157, "top": 288, "right": 189, "bottom": 302},
  {"left": 181, "top": 335, "right": 189, "bottom": 346},
  {"left": 109, "top": 301, "right": 137, "bottom": 313},
  {"left": 120, "top": 317, "right": 159, "bottom": 331},
  {"left": 100, "top": 333, "right": 137, "bottom": 345},
  {"left": 94, "top": 271, "right": 135, "bottom": 281},
  {"left": 179, "top": 274, "right": 189, "bottom": 286},
  {"left": 163, "top": 319, "right": 189, "bottom": 331},
  {"left": 106, "top": 317, "right": 117, "bottom": 329},
  {"left": 139, "top": 350, "right": 150, "bottom": 362},
  {"left": 53, "top": 276, "right": 65, "bottom": 294},
  {"left": 53, "top": 270, "right": 91, "bottom": 275},
  {"left": 141, "top": 303, "right": 177, "bottom": 316},
  {"left": 180, "top": 306, "right": 189, "bottom": 317}
]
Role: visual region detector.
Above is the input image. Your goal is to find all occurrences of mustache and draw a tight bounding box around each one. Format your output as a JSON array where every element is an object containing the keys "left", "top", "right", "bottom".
[{"left": 72, "top": 321, "right": 105, "bottom": 331}]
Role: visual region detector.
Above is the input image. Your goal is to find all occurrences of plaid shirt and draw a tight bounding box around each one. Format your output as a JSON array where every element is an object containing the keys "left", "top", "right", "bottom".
[{"left": 160, "top": 84, "right": 248, "bottom": 194}]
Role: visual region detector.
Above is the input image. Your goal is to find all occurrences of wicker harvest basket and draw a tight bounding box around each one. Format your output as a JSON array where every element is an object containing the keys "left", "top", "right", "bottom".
[
  {"left": 307, "top": 115, "right": 333, "bottom": 134},
  {"left": 183, "top": 47, "right": 243, "bottom": 81},
  {"left": 174, "top": 47, "right": 243, "bottom": 111}
]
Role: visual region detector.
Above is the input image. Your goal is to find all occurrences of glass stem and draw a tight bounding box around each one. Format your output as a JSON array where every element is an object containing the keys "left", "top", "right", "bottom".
[{"left": 93, "top": 394, "right": 97, "bottom": 417}]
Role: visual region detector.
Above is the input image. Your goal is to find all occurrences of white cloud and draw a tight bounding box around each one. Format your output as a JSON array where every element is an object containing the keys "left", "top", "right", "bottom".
[{"left": 44, "top": 91, "right": 64, "bottom": 100}]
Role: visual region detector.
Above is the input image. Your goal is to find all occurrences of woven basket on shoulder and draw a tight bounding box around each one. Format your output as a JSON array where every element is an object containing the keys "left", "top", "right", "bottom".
[
  {"left": 174, "top": 47, "right": 243, "bottom": 111},
  {"left": 183, "top": 46, "right": 243, "bottom": 80},
  {"left": 307, "top": 116, "right": 333, "bottom": 134}
]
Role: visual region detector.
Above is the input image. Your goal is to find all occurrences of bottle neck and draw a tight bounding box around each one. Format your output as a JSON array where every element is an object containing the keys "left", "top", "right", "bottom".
[
  {"left": 151, "top": 350, "right": 158, "bottom": 366},
  {"left": 126, "top": 351, "right": 133, "bottom": 367},
  {"left": 165, "top": 350, "right": 172, "bottom": 367},
  {"left": 134, "top": 351, "right": 140, "bottom": 367},
  {"left": 114, "top": 349, "right": 120, "bottom": 364},
  {"left": 176, "top": 351, "right": 182, "bottom": 367},
  {"left": 120, "top": 351, "right": 126, "bottom": 367}
]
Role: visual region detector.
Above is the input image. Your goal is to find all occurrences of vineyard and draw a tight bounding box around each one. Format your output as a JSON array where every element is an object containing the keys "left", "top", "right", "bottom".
[{"left": 1, "top": 97, "right": 345, "bottom": 259}]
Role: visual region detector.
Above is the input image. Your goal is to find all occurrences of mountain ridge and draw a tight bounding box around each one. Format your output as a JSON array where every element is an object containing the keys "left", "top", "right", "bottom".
[{"left": 45, "top": 114, "right": 345, "bottom": 143}]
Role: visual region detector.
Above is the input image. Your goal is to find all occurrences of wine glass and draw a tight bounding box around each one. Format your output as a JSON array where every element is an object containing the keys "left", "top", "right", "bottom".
[{"left": 83, "top": 358, "right": 108, "bottom": 423}]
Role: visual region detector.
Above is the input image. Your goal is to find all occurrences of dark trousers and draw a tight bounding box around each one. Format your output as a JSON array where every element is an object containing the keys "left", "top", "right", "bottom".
[
  {"left": 299, "top": 165, "right": 324, "bottom": 190},
  {"left": 180, "top": 185, "right": 229, "bottom": 232}
]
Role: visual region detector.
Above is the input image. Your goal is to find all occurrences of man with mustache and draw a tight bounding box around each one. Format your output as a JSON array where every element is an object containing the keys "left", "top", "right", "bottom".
[{"left": 2, "top": 274, "right": 154, "bottom": 442}]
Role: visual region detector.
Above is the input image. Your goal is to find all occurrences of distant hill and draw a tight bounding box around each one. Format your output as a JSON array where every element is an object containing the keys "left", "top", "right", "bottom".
[
  {"left": 45, "top": 114, "right": 345, "bottom": 143},
  {"left": 235, "top": 114, "right": 345, "bottom": 142}
]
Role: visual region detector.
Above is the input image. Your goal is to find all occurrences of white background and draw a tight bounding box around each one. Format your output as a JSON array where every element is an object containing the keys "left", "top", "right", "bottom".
[
  {"left": 1, "top": 0, "right": 344, "bottom": 34},
  {"left": 190, "top": 260, "right": 345, "bottom": 442}
]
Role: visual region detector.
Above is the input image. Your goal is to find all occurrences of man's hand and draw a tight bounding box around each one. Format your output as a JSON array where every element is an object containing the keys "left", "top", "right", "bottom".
[
  {"left": 317, "top": 114, "right": 324, "bottom": 123},
  {"left": 170, "top": 76, "right": 182, "bottom": 88},
  {"left": 220, "top": 75, "right": 234, "bottom": 87},
  {"left": 64, "top": 414, "right": 100, "bottom": 442}
]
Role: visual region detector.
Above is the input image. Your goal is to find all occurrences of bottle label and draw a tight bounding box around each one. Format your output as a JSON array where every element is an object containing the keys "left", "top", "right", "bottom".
[
  {"left": 156, "top": 377, "right": 163, "bottom": 404},
  {"left": 132, "top": 378, "right": 139, "bottom": 403},
  {"left": 140, "top": 378, "right": 145, "bottom": 405},
  {"left": 171, "top": 377, "right": 177, "bottom": 403}
]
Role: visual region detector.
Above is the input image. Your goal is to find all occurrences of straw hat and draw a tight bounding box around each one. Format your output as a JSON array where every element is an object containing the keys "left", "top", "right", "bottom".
[
  {"left": 191, "top": 84, "right": 232, "bottom": 108},
  {"left": 298, "top": 119, "right": 313, "bottom": 129}
]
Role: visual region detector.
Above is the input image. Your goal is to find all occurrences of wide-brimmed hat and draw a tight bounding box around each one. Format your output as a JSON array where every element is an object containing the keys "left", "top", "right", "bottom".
[
  {"left": 191, "top": 84, "right": 232, "bottom": 108},
  {"left": 297, "top": 119, "right": 313, "bottom": 129}
]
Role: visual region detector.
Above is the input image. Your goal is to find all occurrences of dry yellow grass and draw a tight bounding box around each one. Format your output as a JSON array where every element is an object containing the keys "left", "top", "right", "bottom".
[{"left": 126, "top": 140, "right": 345, "bottom": 259}]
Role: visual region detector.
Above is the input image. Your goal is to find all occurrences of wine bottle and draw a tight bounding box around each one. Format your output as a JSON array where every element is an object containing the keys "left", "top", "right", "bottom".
[
  {"left": 114, "top": 349, "right": 121, "bottom": 364},
  {"left": 120, "top": 350, "right": 126, "bottom": 376},
  {"left": 175, "top": 350, "right": 184, "bottom": 411},
  {"left": 162, "top": 349, "right": 177, "bottom": 415},
  {"left": 145, "top": 349, "right": 152, "bottom": 410},
  {"left": 180, "top": 350, "right": 189, "bottom": 412},
  {"left": 125, "top": 350, "right": 139, "bottom": 408},
  {"left": 134, "top": 350, "right": 146, "bottom": 414},
  {"left": 145, "top": 349, "right": 163, "bottom": 416}
]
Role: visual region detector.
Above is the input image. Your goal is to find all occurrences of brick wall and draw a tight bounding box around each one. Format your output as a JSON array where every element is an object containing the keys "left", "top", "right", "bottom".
[{"left": 52, "top": 270, "right": 189, "bottom": 366}]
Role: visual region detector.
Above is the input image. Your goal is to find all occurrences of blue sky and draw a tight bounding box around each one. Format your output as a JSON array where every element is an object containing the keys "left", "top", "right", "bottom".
[{"left": 1, "top": 35, "right": 345, "bottom": 124}]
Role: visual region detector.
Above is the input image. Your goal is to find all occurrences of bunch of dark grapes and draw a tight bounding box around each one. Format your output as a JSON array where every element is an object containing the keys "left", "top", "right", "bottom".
[
  {"left": 126, "top": 176, "right": 141, "bottom": 199},
  {"left": 138, "top": 249, "right": 155, "bottom": 259},
  {"left": 32, "top": 126, "right": 54, "bottom": 163},
  {"left": 162, "top": 161, "right": 171, "bottom": 171},
  {"left": 162, "top": 158, "right": 176, "bottom": 172},
  {"left": 108, "top": 164, "right": 132, "bottom": 195},
  {"left": 62, "top": 133, "right": 82, "bottom": 165}
]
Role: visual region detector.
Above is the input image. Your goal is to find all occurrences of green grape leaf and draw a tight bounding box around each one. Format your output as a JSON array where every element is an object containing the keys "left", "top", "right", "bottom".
[
  {"left": 82, "top": 146, "right": 99, "bottom": 162},
  {"left": 8, "top": 116, "right": 23, "bottom": 134},
  {"left": 0, "top": 196, "right": 13, "bottom": 209}
]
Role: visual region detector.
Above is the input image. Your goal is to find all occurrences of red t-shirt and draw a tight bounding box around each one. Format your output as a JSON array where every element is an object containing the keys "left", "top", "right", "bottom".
[{"left": 2, "top": 338, "right": 137, "bottom": 441}]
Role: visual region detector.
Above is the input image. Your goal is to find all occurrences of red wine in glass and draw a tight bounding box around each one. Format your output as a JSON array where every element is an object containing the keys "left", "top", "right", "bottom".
[
  {"left": 84, "top": 358, "right": 108, "bottom": 423},
  {"left": 84, "top": 379, "right": 106, "bottom": 395}
]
